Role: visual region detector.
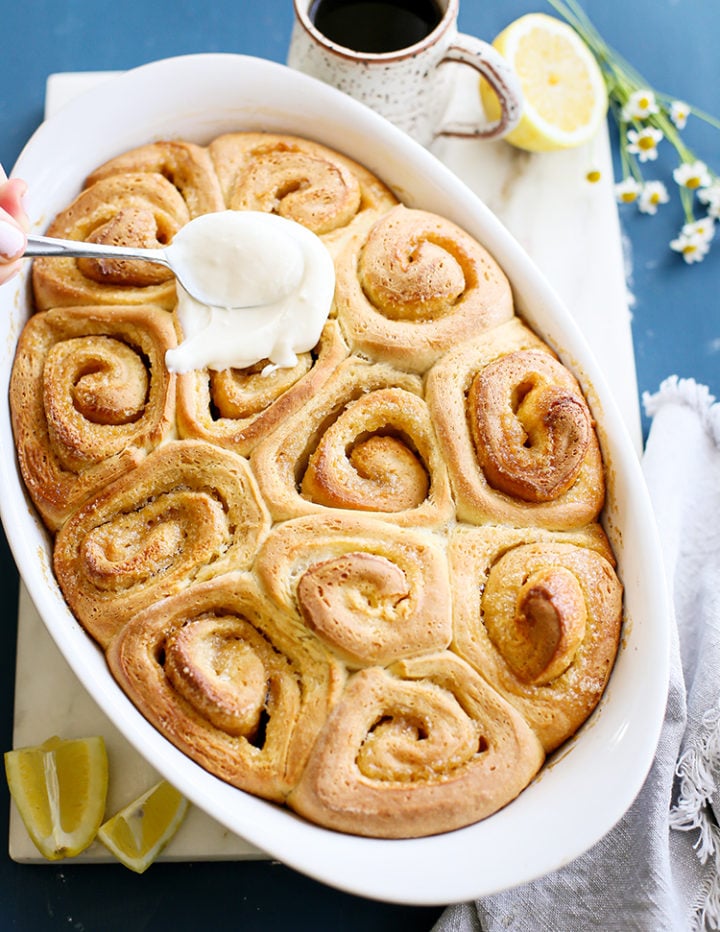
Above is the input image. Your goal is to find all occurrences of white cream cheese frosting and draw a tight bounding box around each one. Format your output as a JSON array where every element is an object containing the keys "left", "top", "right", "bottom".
[{"left": 164, "top": 210, "right": 335, "bottom": 374}]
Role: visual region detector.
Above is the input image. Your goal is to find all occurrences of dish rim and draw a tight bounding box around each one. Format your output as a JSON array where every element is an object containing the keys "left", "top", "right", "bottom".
[{"left": 0, "top": 52, "right": 670, "bottom": 905}]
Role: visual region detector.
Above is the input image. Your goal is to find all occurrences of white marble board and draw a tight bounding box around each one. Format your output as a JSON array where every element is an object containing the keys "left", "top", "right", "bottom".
[{"left": 8, "top": 68, "right": 640, "bottom": 863}]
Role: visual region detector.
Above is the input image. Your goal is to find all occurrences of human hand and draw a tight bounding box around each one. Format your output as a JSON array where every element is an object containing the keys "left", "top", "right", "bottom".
[{"left": 0, "top": 166, "right": 29, "bottom": 286}]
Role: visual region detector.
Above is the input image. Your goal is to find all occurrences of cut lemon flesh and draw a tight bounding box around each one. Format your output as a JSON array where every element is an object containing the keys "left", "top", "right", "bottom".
[
  {"left": 4, "top": 735, "right": 108, "bottom": 860},
  {"left": 481, "top": 13, "right": 608, "bottom": 152},
  {"left": 97, "top": 780, "right": 189, "bottom": 873}
]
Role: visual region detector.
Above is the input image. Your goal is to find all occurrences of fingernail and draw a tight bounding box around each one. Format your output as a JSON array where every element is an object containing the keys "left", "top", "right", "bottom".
[{"left": 0, "top": 219, "right": 25, "bottom": 260}]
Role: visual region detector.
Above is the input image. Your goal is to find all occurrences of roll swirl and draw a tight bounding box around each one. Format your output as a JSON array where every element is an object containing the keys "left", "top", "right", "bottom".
[
  {"left": 84, "top": 140, "right": 226, "bottom": 217},
  {"left": 288, "top": 652, "right": 545, "bottom": 837},
  {"left": 33, "top": 142, "right": 224, "bottom": 310},
  {"left": 107, "top": 573, "right": 345, "bottom": 801},
  {"left": 208, "top": 133, "right": 398, "bottom": 256},
  {"left": 450, "top": 525, "right": 623, "bottom": 751},
  {"left": 426, "top": 318, "right": 605, "bottom": 529},
  {"left": 31, "top": 184, "right": 190, "bottom": 312},
  {"left": 176, "top": 320, "right": 348, "bottom": 456},
  {"left": 254, "top": 514, "right": 452, "bottom": 666},
  {"left": 250, "top": 357, "right": 454, "bottom": 528},
  {"left": 334, "top": 205, "right": 514, "bottom": 373},
  {"left": 10, "top": 305, "right": 177, "bottom": 532},
  {"left": 53, "top": 440, "right": 271, "bottom": 647}
]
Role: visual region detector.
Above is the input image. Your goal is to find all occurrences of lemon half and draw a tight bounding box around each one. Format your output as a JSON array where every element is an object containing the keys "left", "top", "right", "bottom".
[
  {"left": 5, "top": 735, "right": 109, "bottom": 860},
  {"left": 97, "top": 780, "right": 189, "bottom": 873},
  {"left": 482, "top": 13, "right": 608, "bottom": 152}
]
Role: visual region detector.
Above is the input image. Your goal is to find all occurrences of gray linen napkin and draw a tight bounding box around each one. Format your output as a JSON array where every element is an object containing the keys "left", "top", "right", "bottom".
[{"left": 434, "top": 377, "right": 720, "bottom": 932}]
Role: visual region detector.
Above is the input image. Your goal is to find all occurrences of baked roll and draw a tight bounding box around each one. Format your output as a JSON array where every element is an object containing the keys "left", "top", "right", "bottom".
[
  {"left": 250, "top": 356, "right": 454, "bottom": 528},
  {"left": 288, "top": 652, "right": 545, "bottom": 838},
  {"left": 426, "top": 318, "right": 605, "bottom": 529},
  {"left": 176, "top": 320, "right": 348, "bottom": 457},
  {"left": 254, "top": 514, "right": 452, "bottom": 666},
  {"left": 107, "top": 572, "right": 345, "bottom": 802},
  {"left": 334, "top": 205, "right": 515, "bottom": 372},
  {"left": 84, "top": 140, "right": 226, "bottom": 217},
  {"left": 208, "top": 132, "right": 399, "bottom": 256},
  {"left": 11, "top": 130, "right": 624, "bottom": 842},
  {"left": 449, "top": 524, "right": 622, "bottom": 751},
  {"left": 10, "top": 305, "right": 177, "bottom": 532},
  {"left": 33, "top": 143, "right": 225, "bottom": 311},
  {"left": 53, "top": 440, "right": 271, "bottom": 647}
]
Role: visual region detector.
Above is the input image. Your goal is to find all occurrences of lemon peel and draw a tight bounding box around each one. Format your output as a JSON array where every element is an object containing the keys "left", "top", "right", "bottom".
[
  {"left": 4, "top": 735, "right": 109, "bottom": 861},
  {"left": 97, "top": 779, "right": 189, "bottom": 873}
]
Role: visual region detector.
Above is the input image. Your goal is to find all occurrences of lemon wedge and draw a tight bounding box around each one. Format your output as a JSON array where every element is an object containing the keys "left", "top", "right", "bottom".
[
  {"left": 481, "top": 13, "right": 608, "bottom": 152},
  {"left": 4, "top": 735, "right": 108, "bottom": 861},
  {"left": 97, "top": 780, "right": 189, "bottom": 873}
]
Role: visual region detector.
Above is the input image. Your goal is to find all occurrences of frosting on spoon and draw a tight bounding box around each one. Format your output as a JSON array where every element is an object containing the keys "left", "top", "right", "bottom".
[{"left": 164, "top": 210, "right": 335, "bottom": 374}]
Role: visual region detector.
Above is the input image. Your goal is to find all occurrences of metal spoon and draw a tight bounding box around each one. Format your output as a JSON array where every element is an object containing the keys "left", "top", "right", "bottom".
[{"left": 24, "top": 231, "right": 222, "bottom": 306}]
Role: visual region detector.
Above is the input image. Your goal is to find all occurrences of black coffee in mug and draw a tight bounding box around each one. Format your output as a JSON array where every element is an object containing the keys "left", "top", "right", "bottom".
[{"left": 309, "top": 0, "right": 444, "bottom": 54}]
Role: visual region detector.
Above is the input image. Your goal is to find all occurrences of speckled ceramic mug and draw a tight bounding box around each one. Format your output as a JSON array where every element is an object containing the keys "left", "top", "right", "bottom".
[{"left": 287, "top": 0, "right": 522, "bottom": 147}]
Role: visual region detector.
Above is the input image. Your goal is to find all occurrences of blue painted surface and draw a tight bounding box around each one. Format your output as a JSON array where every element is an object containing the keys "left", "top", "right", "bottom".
[{"left": 0, "top": 1, "right": 718, "bottom": 927}]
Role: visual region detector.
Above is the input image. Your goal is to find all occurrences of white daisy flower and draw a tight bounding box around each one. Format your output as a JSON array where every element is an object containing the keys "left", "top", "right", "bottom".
[
  {"left": 626, "top": 127, "right": 664, "bottom": 162},
  {"left": 638, "top": 181, "right": 669, "bottom": 215},
  {"left": 670, "top": 230, "right": 711, "bottom": 264},
  {"left": 615, "top": 177, "right": 642, "bottom": 204},
  {"left": 698, "top": 181, "right": 720, "bottom": 219},
  {"left": 669, "top": 101, "right": 690, "bottom": 129},
  {"left": 673, "top": 160, "right": 712, "bottom": 190},
  {"left": 622, "top": 89, "right": 659, "bottom": 121},
  {"left": 681, "top": 217, "right": 715, "bottom": 242}
]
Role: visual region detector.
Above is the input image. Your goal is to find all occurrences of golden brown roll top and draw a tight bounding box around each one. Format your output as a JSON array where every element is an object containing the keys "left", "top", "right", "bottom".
[
  {"left": 250, "top": 356, "right": 455, "bottom": 528},
  {"left": 450, "top": 524, "right": 623, "bottom": 752},
  {"left": 334, "top": 205, "right": 515, "bottom": 373},
  {"left": 426, "top": 318, "right": 606, "bottom": 529},
  {"left": 254, "top": 514, "right": 452, "bottom": 667},
  {"left": 10, "top": 305, "right": 177, "bottom": 532},
  {"left": 107, "top": 572, "right": 345, "bottom": 802},
  {"left": 176, "top": 319, "right": 349, "bottom": 457},
  {"left": 33, "top": 142, "right": 226, "bottom": 311},
  {"left": 208, "top": 132, "right": 399, "bottom": 256},
  {"left": 53, "top": 440, "right": 271, "bottom": 647},
  {"left": 84, "top": 140, "right": 227, "bottom": 217},
  {"left": 287, "top": 652, "right": 545, "bottom": 838}
]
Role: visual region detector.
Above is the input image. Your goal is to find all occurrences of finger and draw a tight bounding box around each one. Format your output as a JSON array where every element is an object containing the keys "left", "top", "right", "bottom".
[
  {"left": 0, "top": 211, "right": 27, "bottom": 262},
  {"left": 0, "top": 178, "right": 29, "bottom": 230}
]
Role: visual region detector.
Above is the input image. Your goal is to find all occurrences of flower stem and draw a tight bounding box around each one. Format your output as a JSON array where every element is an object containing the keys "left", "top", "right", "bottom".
[
  {"left": 546, "top": 0, "right": 719, "bottom": 262},
  {"left": 547, "top": 0, "right": 719, "bottom": 147}
]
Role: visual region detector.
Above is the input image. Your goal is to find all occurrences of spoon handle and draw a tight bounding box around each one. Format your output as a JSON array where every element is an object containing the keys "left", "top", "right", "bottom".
[{"left": 24, "top": 233, "right": 167, "bottom": 266}]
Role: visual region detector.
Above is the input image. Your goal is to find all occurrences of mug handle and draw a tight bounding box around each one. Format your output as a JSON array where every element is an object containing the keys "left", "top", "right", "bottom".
[{"left": 439, "top": 34, "right": 523, "bottom": 140}]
